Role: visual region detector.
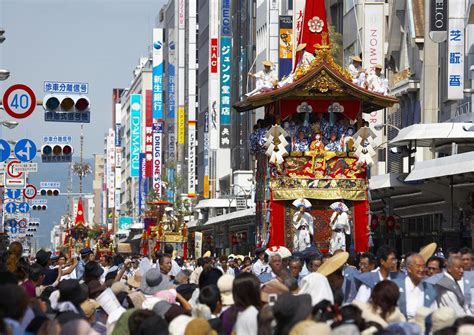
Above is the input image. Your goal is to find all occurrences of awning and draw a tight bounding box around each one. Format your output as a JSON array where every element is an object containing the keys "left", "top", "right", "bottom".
[
  {"left": 205, "top": 208, "right": 256, "bottom": 225},
  {"left": 195, "top": 198, "right": 236, "bottom": 209},
  {"left": 369, "top": 173, "right": 409, "bottom": 191},
  {"left": 187, "top": 219, "right": 198, "bottom": 228},
  {"left": 405, "top": 151, "right": 474, "bottom": 182},
  {"left": 389, "top": 123, "right": 474, "bottom": 147}
]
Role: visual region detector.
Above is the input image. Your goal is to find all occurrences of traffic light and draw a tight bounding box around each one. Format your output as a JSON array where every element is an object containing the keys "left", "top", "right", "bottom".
[
  {"left": 41, "top": 144, "right": 73, "bottom": 163},
  {"left": 40, "top": 188, "right": 60, "bottom": 196},
  {"left": 32, "top": 205, "right": 47, "bottom": 211},
  {"left": 43, "top": 94, "right": 90, "bottom": 113}
]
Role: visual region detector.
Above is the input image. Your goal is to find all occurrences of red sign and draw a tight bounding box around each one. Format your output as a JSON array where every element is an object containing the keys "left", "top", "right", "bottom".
[
  {"left": 7, "top": 160, "right": 23, "bottom": 178},
  {"left": 210, "top": 38, "right": 218, "bottom": 73},
  {"left": 23, "top": 184, "right": 38, "bottom": 200},
  {"left": 2, "top": 84, "right": 37, "bottom": 119},
  {"left": 145, "top": 90, "right": 153, "bottom": 177}
]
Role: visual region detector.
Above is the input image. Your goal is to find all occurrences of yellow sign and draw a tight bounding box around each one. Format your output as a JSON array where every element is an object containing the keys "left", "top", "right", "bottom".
[
  {"left": 203, "top": 175, "right": 209, "bottom": 198},
  {"left": 178, "top": 106, "right": 185, "bottom": 144}
]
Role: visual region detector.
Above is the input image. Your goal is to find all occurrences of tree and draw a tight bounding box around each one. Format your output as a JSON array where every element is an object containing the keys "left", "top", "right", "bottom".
[{"left": 329, "top": 25, "right": 343, "bottom": 66}]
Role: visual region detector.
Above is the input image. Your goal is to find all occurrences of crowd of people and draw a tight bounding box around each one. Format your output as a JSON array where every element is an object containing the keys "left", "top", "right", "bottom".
[{"left": 1, "top": 241, "right": 474, "bottom": 335}]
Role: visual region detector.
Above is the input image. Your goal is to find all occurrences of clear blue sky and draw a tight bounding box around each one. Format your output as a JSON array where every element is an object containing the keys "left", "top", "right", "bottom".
[{"left": 0, "top": 0, "right": 165, "bottom": 158}]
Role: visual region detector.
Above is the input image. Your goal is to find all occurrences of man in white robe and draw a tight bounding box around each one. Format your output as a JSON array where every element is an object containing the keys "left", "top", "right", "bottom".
[
  {"left": 329, "top": 208, "right": 350, "bottom": 254},
  {"left": 247, "top": 60, "right": 278, "bottom": 96},
  {"left": 367, "top": 64, "right": 388, "bottom": 95},
  {"left": 292, "top": 205, "right": 314, "bottom": 252}
]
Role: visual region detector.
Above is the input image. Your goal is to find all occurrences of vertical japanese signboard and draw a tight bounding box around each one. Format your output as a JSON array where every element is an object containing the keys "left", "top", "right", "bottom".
[
  {"left": 152, "top": 28, "right": 164, "bottom": 119},
  {"left": 429, "top": 0, "right": 448, "bottom": 43},
  {"left": 220, "top": 0, "right": 232, "bottom": 149},
  {"left": 145, "top": 90, "right": 153, "bottom": 177},
  {"left": 107, "top": 129, "right": 115, "bottom": 209},
  {"left": 188, "top": 121, "right": 196, "bottom": 197},
  {"left": 363, "top": 2, "right": 385, "bottom": 146},
  {"left": 363, "top": 2, "right": 385, "bottom": 73},
  {"left": 447, "top": 0, "right": 464, "bottom": 100},
  {"left": 168, "top": 38, "right": 176, "bottom": 161},
  {"left": 203, "top": 111, "right": 210, "bottom": 198},
  {"left": 152, "top": 123, "right": 162, "bottom": 197},
  {"left": 279, "top": 15, "right": 293, "bottom": 79},
  {"left": 178, "top": 0, "right": 186, "bottom": 149},
  {"left": 209, "top": 0, "right": 220, "bottom": 150},
  {"left": 178, "top": 107, "right": 185, "bottom": 145},
  {"left": 129, "top": 94, "right": 141, "bottom": 178}
]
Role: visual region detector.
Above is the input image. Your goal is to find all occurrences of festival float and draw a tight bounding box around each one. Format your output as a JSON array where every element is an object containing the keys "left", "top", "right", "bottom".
[
  {"left": 142, "top": 199, "right": 188, "bottom": 258},
  {"left": 60, "top": 198, "right": 115, "bottom": 256},
  {"left": 233, "top": 1, "right": 398, "bottom": 253}
]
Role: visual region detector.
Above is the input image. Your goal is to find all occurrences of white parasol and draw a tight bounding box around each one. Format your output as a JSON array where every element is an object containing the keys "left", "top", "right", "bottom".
[
  {"left": 330, "top": 201, "right": 349, "bottom": 212},
  {"left": 292, "top": 198, "right": 312, "bottom": 209},
  {"left": 265, "top": 246, "right": 292, "bottom": 259}
]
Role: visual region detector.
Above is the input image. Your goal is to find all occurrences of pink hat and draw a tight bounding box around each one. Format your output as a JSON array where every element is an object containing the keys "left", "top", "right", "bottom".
[{"left": 154, "top": 289, "right": 177, "bottom": 304}]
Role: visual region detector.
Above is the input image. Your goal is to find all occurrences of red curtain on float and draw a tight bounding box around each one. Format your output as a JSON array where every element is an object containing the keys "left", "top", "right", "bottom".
[
  {"left": 268, "top": 191, "right": 286, "bottom": 247},
  {"left": 353, "top": 198, "right": 369, "bottom": 253}
]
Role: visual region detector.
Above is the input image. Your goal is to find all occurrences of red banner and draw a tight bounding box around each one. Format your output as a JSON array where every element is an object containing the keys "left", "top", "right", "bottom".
[
  {"left": 145, "top": 90, "right": 153, "bottom": 177},
  {"left": 210, "top": 38, "right": 218, "bottom": 73}
]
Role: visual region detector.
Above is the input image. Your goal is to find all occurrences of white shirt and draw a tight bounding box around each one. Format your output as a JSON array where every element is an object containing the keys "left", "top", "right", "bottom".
[
  {"left": 234, "top": 306, "right": 258, "bottom": 335},
  {"left": 252, "top": 259, "right": 269, "bottom": 276},
  {"left": 299, "top": 51, "right": 315, "bottom": 67},
  {"left": 218, "top": 266, "right": 235, "bottom": 276},
  {"left": 405, "top": 276, "right": 434, "bottom": 320},
  {"left": 354, "top": 269, "right": 384, "bottom": 303},
  {"left": 170, "top": 259, "right": 181, "bottom": 277}
]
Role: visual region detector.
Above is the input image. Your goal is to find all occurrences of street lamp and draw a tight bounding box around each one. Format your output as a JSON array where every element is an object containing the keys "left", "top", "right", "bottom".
[
  {"left": 0, "top": 120, "right": 19, "bottom": 129},
  {"left": 0, "top": 69, "right": 10, "bottom": 81}
]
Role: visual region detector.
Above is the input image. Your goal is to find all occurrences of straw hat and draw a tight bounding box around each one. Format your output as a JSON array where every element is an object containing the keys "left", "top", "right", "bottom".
[
  {"left": 80, "top": 299, "right": 100, "bottom": 319},
  {"left": 295, "top": 43, "right": 307, "bottom": 52},
  {"left": 262, "top": 60, "right": 274, "bottom": 67},
  {"left": 351, "top": 55, "right": 362, "bottom": 62},
  {"left": 374, "top": 64, "right": 383, "bottom": 70},
  {"left": 317, "top": 251, "right": 349, "bottom": 276},
  {"left": 203, "top": 250, "right": 211, "bottom": 258},
  {"left": 127, "top": 271, "right": 142, "bottom": 289},
  {"left": 420, "top": 243, "right": 437, "bottom": 262}
]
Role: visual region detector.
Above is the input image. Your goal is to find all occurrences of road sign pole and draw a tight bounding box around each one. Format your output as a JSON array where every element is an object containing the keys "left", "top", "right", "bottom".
[{"left": 1, "top": 172, "right": 5, "bottom": 233}]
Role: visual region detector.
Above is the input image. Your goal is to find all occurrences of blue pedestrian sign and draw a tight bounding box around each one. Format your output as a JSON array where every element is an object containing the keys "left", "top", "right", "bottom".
[
  {"left": 5, "top": 202, "right": 17, "bottom": 214},
  {"left": 14, "top": 139, "right": 37, "bottom": 162},
  {"left": 18, "top": 202, "right": 30, "bottom": 213},
  {"left": 7, "top": 219, "right": 17, "bottom": 228},
  {"left": 0, "top": 139, "right": 11, "bottom": 162},
  {"left": 6, "top": 188, "right": 21, "bottom": 199}
]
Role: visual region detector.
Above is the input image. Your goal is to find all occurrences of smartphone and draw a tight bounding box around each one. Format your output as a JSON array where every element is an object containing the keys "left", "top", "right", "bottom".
[{"left": 268, "top": 293, "right": 277, "bottom": 306}]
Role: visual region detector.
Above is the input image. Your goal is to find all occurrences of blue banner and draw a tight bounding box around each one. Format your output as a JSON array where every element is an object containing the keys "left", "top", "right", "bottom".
[
  {"left": 152, "top": 28, "right": 164, "bottom": 119},
  {"left": 168, "top": 43, "right": 176, "bottom": 119},
  {"left": 130, "top": 94, "right": 141, "bottom": 178},
  {"left": 279, "top": 15, "right": 293, "bottom": 80}
]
